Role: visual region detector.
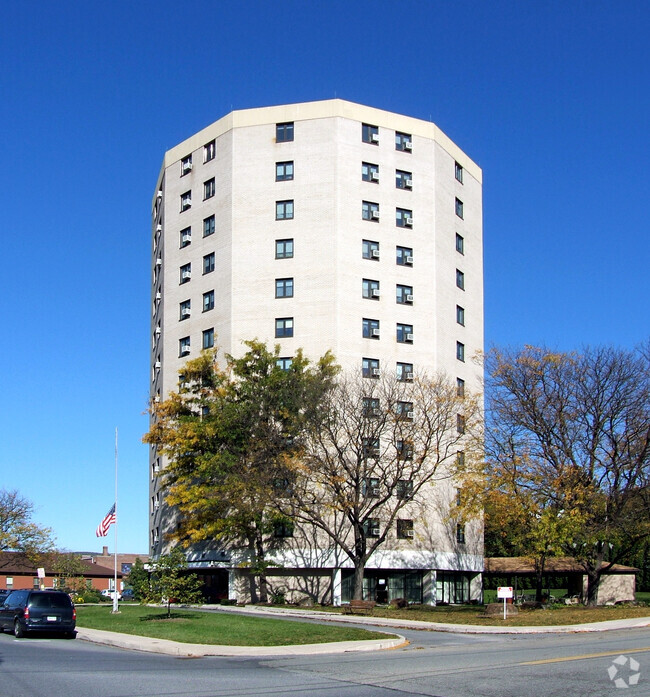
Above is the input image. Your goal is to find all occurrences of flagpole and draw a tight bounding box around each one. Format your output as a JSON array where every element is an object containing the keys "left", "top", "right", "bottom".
[{"left": 112, "top": 427, "right": 119, "bottom": 613}]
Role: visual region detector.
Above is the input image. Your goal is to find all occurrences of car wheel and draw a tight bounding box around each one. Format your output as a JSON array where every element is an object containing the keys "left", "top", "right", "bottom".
[
  {"left": 65, "top": 631, "right": 76, "bottom": 639},
  {"left": 14, "top": 620, "right": 25, "bottom": 638}
]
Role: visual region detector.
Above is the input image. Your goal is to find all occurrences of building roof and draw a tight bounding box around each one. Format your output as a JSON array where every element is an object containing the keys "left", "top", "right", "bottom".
[
  {"left": 484, "top": 557, "right": 638, "bottom": 575},
  {"left": 0, "top": 552, "right": 122, "bottom": 578}
]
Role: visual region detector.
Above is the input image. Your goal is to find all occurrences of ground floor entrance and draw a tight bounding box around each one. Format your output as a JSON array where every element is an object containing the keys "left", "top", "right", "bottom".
[{"left": 341, "top": 570, "right": 424, "bottom": 604}]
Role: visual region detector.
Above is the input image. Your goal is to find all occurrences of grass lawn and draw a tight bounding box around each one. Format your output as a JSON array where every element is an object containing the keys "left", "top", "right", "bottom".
[
  {"left": 75, "top": 605, "right": 392, "bottom": 646},
  {"left": 311, "top": 603, "right": 650, "bottom": 627}
]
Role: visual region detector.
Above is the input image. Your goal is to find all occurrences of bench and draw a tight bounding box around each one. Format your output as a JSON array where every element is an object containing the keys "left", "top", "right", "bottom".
[{"left": 342, "top": 599, "right": 376, "bottom": 615}]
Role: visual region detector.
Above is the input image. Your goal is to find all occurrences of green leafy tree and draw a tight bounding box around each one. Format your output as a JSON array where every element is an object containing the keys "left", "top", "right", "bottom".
[
  {"left": 144, "top": 341, "right": 338, "bottom": 602},
  {"left": 144, "top": 547, "right": 202, "bottom": 617},
  {"left": 475, "top": 344, "right": 650, "bottom": 605},
  {"left": 48, "top": 552, "right": 86, "bottom": 594},
  {"left": 0, "top": 489, "right": 54, "bottom": 557},
  {"left": 125, "top": 557, "right": 149, "bottom": 601}
]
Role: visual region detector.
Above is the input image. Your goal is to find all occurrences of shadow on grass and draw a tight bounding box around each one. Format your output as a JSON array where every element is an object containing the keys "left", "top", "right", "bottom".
[{"left": 139, "top": 612, "right": 195, "bottom": 622}]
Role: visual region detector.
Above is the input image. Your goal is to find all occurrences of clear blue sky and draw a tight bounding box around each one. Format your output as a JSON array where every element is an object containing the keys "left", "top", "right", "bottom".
[{"left": 1, "top": 1, "right": 648, "bottom": 555}]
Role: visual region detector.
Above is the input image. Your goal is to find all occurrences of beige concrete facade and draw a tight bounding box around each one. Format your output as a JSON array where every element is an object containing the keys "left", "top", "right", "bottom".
[{"left": 150, "top": 99, "right": 484, "bottom": 604}]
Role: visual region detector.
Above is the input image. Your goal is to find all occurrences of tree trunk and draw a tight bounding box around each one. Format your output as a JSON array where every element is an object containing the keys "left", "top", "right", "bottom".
[
  {"left": 585, "top": 566, "right": 601, "bottom": 606},
  {"left": 255, "top": 534, "right": 268, "bottom": 604},
  {"left": 352, "top": 562, "right": 365, "bottom": 600},
  {"left": 534, "top": 555, "right": 546, "bottom": 602}
]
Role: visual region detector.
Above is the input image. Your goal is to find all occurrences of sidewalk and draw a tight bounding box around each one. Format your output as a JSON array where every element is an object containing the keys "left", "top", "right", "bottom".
[{"left": 76, "top": 605, "right": 650, "bottom": 657}]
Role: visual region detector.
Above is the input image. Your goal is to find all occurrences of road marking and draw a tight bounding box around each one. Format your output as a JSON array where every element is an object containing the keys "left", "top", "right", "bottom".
[{"left": 521, "top": 647, "right": 650, "bottom": 665}]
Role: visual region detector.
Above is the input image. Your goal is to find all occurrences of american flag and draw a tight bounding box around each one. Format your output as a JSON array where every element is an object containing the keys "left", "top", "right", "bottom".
[{"left": 95, "top": 503, "right": 116, "bottom": 537}]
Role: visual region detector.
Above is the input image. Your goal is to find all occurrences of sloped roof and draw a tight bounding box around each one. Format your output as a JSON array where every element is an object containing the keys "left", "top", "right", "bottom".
[
  {"left": 484, "top": 557, "right": 638, "bottom": 575},
  {"left": 0, "top": 552, "right": 122, "bottom": 578}
]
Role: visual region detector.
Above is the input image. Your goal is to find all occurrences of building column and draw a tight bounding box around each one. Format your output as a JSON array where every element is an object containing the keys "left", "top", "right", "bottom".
[
  {"left": 332, "top": 568, "right": 342, "bottom": 606},
  {"left": 423, "top": 570, "right": 437, "bottom": 605},
  {"left": 228, "top": 568, "right": 237, "bottom": 603}
]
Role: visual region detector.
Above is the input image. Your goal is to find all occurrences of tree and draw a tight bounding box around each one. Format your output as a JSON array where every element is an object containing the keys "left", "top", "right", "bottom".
[
  {"left": 144, "top": 341, "right": 338, "bottom": 602},
  {"left": 282, "top": 371, "right": 482, "bottom": 601},
  {"left": 125, "top": 557, "right": 149, "bottom": 601},
  {"left": 0, "top": 489, "right": 54, "bottom": 556},
  {"left": 144, "top": 547, "right": 203, "bottom": 617},
  {"left": 478, "top": 344, "right": 650, "bottom": 605}
]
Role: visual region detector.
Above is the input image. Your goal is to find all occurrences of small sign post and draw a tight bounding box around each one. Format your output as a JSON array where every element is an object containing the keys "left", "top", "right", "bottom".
[
  {"left": 37, "top": 567, "right": 45, "bottom": 590},
  {"left": 497, "top": 586, "right": 513, "bottom": 620}
]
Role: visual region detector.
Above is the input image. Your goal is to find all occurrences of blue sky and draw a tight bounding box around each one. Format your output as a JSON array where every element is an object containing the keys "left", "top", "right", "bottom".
[{"left": 1, "top": 1, "right": 648, "bottom": 555}]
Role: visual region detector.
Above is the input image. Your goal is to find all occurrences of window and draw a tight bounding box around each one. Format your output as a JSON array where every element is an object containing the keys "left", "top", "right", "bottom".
[
  {"left": 362, "top": 162, "right": 379, "bottom": 182},
  {"left": 275, "top": 238, "right": 294, "bottom": 259},
  {"left": 180, "top": 191, "right": 191, "bottom": 211},
  {"left": 203, "top": 252, "right": 215, "bottom": 274},
  {"left": 362, "top": 438, "right": 380, "bottom": 459},
  {"left": 274, "top": 520, "right": 294, "bottom": 538},
  {"left": 456, "top": 305, "right": 465, "bottom": 325},
  {"left": 180, "top": 263, "right": 191, "bottom": 284},
  {"left": 363, "top": 477, "right": 380, "bottom": 498},
  {"left": 456, "top": 378, "right": 465, "bottom": 397},
  {"left": 362, "top": 397, "right": 380, "bottom": 417},
  {"left": 364, "top": 518, "right": 380, "bottom": 538},
  {"left": 179, "top": 299, "right": 191, "bottom": 320},
  {"left": 362, "top": 239, "right": 380, "bottom": 260},
  {"left": 203, "top": 290, "right": 214, "bottom": 312},
  {"left": 396, "top": 208, "right": 413, "bottom": 227},
  {"left": 455, "top": 197, "right": 464, "bottom": 219},
  {"left": 457, "top": 341, "right": 465, "bottom": 362},
  {"left": 397, "top": 519, "right": 414, "bottom": 540},
  {"left": 456, "top": 524, "right": 466, "bottom": 545},
  {"left": 396, "top": 285, "right": 413, "bottom": 304},
  {"left": 362, "top": 278, "right": 380, "bottom": 299},
  {"left": 204, "top": 215, "right": 215, "bottom": 237},
  {"left": 362, "top": 357, "right": 380, "bottom": 378},
  {"left": 276, "top": 122, "right": 294, "bottom": 142},
  {"left": 396, "top": 246, "right": 413, "bottom": 266},
  {"left": 179, "top": 336, "right": 190, "bottom": 357},
  {"left": 396, "top": 362, "right": 414, "bottom": 381},
  {"left": 455, "top": 161, "right": 463, "bottom": 183},
  {"left": 397, "top": 323, "right": 413, "bottom": 343},
  {"left": 396, "top": 440, "right": 413, "bottom": 460},
  {"left": 204, "top": 178, "right": 215, "bottom": 200},
  {"left": 181, "top": 155, "right": 192, "bottom": 176},
  {"left": 456, "top": 488, "right": 462, "bottom": 507},
  {"left": 276, "top": 161, "right": 294, "bottom": 181},
  {"left": 276, "top": 200, "right": 294, "bottom": 220},
  {"left": 395, "top": 401, "right": 414, "bottom": 421},
  {"left": 456, "top": 269, "right": 465, "bottom": 290},
  {"left": 395, "top": 131, "right": 412, "bottom": 151},
  {"left": 275, "top": 317, "right": 294, "bottom": 338},
  {"left": 455, "top": 233, "right": 464, "bottom": 254},
  {"left": 362, "top": 200, "right": 379, "bottom": 221},
  {"left": 396, "top": 169, "right": 412, "bottom": 189},
  {"left": 457, "top": 414, "right": 466, "bottom": 434},
  {"left": 456, "top": 451, "right": 466, "bottom": 468},
  {"left": 362, "top": 123, "right": 379, "bottom": 144},
  {"left": 276, "top": 357, "right": 293, "bottom": 370},
  {"left": 275, "top": 277, "right": 294, "bottom": 298},
  {"left": 180, "top": 226, "right": 191, "bottom": 248},
  {"left": 363, "top": 318, "right": 380, "bottom": 339},
  {"left": 202, "top": 328, "right": 214, "bottom": 349},
  {"left": 204, "top": 140, "right": 215, "bottom": 162},
  {"left": 396, "top": 480, "right": 413, "bottom": 500}
]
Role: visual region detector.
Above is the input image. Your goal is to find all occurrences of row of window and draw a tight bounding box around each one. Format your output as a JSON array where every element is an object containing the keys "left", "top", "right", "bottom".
[
  {"left": 178, "top": 329, "right": 214, "bottom": 357},
  {"left": 179, "top": 179, "right": 216, "bottom": 212},
  {"left": 180, "top": 140, "right": 215, "bottom": 176}
]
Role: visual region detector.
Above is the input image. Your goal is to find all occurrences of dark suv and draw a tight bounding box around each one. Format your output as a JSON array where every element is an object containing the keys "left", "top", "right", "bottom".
[{"left": 0, "top": 590, "right": 76, "bottom": 638}]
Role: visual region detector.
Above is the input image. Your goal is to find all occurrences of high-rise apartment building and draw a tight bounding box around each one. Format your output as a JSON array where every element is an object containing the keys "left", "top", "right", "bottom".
[{"left": 150, "top": 99, "right": 483, "bottom": 604}]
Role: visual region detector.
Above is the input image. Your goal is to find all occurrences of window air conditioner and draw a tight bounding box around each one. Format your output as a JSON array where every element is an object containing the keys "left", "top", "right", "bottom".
[
  {"left": 181, "top": 309, "right": 190, "bottom": 318},
  {"left": 371, "top": 249, "right": 380, "bottom": 258},
  {"left": 371, "top": 171, "right": 379, "bottom": 181},
  {"left": 371, "top": 210, "right": 380, "bottom": 219},
  {"left": 405, "top": 217, "right": 413, "bottom": 226},
  {"left": 156, "top": 224, "right": 162, "bottom": 232},
  {"left": 371, "top": 289, "right": 380, "bottom": 297},
  {"left": 370, "top": 486, "right": 380, "bottom": 497},
  {"left": 404, "top": 141, "right": 412, "bottom": 150},
  {"left": 155, "top": 292, "right": 161, "bottom": 300},
  {"left": 157, "top": 191, "right": 162, "bottom": 198},
  {"left": 370, "top": 527, "right": 380, "bottom": 536},
  {"left": 406, "top": 530, "right": 414, "bottom": 538},
  {"left": 405, "top": 179, "right": 413, "bottom": 188},
  {"left": 154, "top": 501, "right": 159, "bottom": 510},
  {"left": 407, "top": 411, "right": 414, "bottom": 420},
  {"left": 405, "top": 372, "right": 414, "bottom": 381},
  {"left": 154, "top": 361, "right": 161, "bottom": 369},
  {"left": 181, "top": 347, "right": 190, "bottom": 356},
  {"left": 155, "top": 327, "right": 161, "bottom": 334},
  {"left": 182, "top": 271, "right": 191, "bottom": 279},
  {"left": 406, "top": 333, "right": 414, "bottom": 341},
  {"left": 406, "top": 255, "right": 414, "bottom": 264},
  {"left": 183, "top": 162, "right": 192, "bottom": 172},
  {"left": 372, "top": 368, "right": 381, "bottom": 377},
  {"left": 156, "top": 258, "right": 162, "bottom": 266},
  {"left": 406, "top": 294, "right": 414, "bottom": 302},
  {"left": 371, "top": 407, "right": 381, "bottom": 416},
  {"left": 371, "top": 328, "right": 380, "bottom": 337},
  {"left": 371, "top": 133, "right": 379, "bottom": 143}
]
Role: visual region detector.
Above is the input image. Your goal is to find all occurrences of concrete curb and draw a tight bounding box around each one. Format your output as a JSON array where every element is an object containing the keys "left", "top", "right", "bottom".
[{"left": 76, "top": 627, "right": 407, "bottom": 657}]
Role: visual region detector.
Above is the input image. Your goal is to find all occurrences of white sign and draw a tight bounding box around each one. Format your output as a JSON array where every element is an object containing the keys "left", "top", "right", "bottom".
[
  {"left": 37, "top": 567, "right": 45, "bottom": 579},
  {"left": 497, "top": 586, "right": 513, "bottom": 599}
]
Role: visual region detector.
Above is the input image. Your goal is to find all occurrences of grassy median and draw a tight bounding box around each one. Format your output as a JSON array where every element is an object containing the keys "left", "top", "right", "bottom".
[{"left": 75, "top": 605, "right": 393, "bottom": 646}]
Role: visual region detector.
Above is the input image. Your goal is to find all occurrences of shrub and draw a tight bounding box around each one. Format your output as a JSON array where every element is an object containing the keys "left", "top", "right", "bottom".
[{"left": 390, "top": 597, "right": 408, "bottom": 609}]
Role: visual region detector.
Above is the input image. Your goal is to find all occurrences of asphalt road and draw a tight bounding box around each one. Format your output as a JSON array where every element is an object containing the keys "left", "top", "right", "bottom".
[{"left": 0, "top": 626, "right": 648, "bottom": 697}]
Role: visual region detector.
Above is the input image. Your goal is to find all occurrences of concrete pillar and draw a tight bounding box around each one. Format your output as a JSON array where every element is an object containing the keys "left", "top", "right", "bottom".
[
  {"left": 423, "top": 570, "right": 437, "bottom": 605},
  {"left": 332, "top": 568, "right": 342, "bottom": 606},
  {"left": 228, "top": 568, "right": 237, "bottom": 602}
]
